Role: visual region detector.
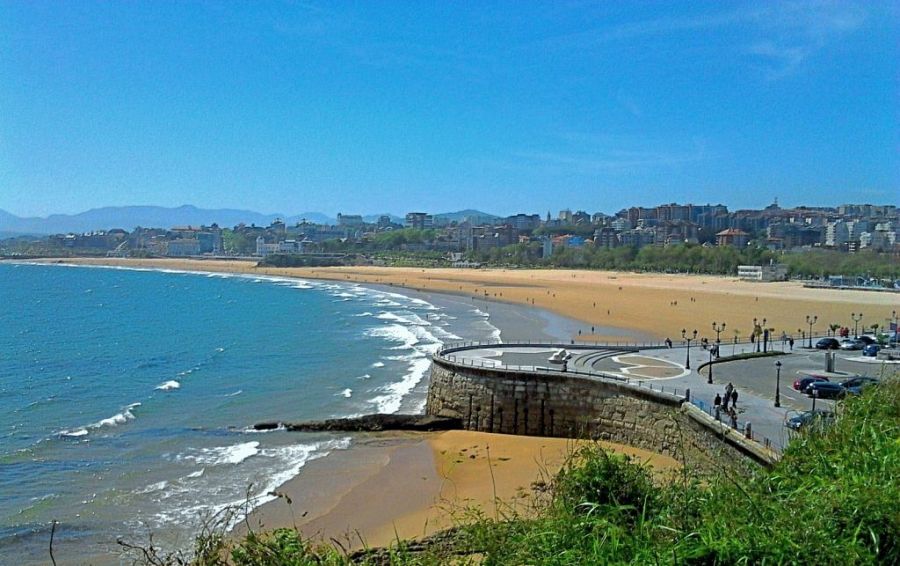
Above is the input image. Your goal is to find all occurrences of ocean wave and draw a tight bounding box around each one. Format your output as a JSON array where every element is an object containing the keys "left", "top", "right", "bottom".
[
  {"left": 59, "top": 402, "right": 141, "bottom": 438},
  {"left": 155, "top": 380, "right": 181, "bottom": 391},
  {"left": 370, "top": 361, "right": 385, "bottom": 368},
  {"left": 356, "top": 373, "right": 371, "bottom": 380},
  {"left": 338, "top": 388, "right": 353, "bottom": 398},
  {"left": 181, "top": 441, "right": 260, "bottom": 466},
  {"left": 366, "top": 324, "right": 421, "bottom": 350},
  {"left": 154, "top": 437, "right": 352, "bottom": 531},
  {"left": 136, "top": 480, "right": 169, "bottom": 494},
  {"left": 354, "top": 312, "right": 374, "bottom": 317},
  {"left": 374, "top": 311, "right": 429, "bottom": 326},
  {"left": 185, "top": 469, "right": 204, "bottom": 479},
  {"left": 368, "top": 357, "right": 433, "bottom": 414}
]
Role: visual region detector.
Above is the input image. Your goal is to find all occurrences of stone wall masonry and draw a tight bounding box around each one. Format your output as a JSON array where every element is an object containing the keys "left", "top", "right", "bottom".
[{"left": 426, "top": 357, "right": 778, "bottom": 469}]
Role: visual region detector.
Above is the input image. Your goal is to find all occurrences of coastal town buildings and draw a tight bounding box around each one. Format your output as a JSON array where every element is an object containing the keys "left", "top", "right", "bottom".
[{"left": 5, "top": 202, "right": 898, "bottom": 273}]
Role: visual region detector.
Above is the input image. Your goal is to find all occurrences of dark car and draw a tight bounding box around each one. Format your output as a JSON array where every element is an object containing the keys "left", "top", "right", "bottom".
[
  {"left": 815, "top": 338, "right": 840, "bottom": 350},
  {"left": 786, "top": 410, "right": 835, "bottom": 431},
  {"left": 804, "top": 381, "right": 845, "bottom": 399},
  {"left": 793, "top": 375, "right": 828, "bottom": 391},
  {"left": 842, "top": 377, "right": 879, "bottom": 395},
  {"left": 863, "top": 344, "right": 880, "bottom": 357},
  {"left": 839, "top": 339, "right": 867, "bottom": 350},
  {"left": 857, "top": 335, "right": 877, "bottom": 345}
]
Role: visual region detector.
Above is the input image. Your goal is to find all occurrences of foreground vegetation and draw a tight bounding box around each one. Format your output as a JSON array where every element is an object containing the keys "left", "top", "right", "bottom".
[{"left": 125, "top": 378, "right": 898, "bottom": 565}]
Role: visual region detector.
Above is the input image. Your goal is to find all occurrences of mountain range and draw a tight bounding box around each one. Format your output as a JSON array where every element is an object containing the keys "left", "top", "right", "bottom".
[{"left": 0, "top": 205, "right": 500, "bottom": 236}]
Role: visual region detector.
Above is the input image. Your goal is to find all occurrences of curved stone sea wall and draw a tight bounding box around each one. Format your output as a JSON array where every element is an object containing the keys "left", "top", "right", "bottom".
[{"left": 426, "top": 353, "right": 778, "bottom": 469}]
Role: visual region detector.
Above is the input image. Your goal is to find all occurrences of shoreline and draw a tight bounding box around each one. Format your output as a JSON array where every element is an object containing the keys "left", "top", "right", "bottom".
[
  {"left": 13, "top": 257, "right": 896, "bottom": 552},
  {"left": 18, "top": 257, "right": 897, "bottom": 342}
]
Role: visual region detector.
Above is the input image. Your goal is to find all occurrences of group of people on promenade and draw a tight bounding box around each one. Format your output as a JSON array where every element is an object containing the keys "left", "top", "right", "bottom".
[{"left": 713, "top": 382, "right": 739, "bottom": 428}]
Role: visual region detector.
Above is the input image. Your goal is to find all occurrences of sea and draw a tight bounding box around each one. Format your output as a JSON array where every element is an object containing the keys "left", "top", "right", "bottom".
[{"left": 0, "top": 262, "right": 502, "bottom": 564}]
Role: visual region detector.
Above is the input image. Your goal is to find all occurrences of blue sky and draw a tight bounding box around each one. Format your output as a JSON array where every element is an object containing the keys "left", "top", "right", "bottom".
[{"left": 1, "top": 1, "right": 897, "bottom": 217}]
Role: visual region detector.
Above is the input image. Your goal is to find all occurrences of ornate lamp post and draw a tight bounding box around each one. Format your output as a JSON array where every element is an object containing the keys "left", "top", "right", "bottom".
[
  {"left": 774, "top": 360, "right": 782, "bottom": 408},
  {"left": 707, "top": 344, "right": 715, "bottom": 384},
  {"left": 753, "top": 317, "right": 766, "bottom": 352},
  {"left": 806, "top": 315, "right": 817, "bottom": 348},
  {"left": 712, "top": 321, "right": 726, "bottom": 344},
  {"left": 851, "top": 312, "right": 863, "bottom": 338},
  {"left": 682, "top": 328, "right": 697, "bottom": 370}
]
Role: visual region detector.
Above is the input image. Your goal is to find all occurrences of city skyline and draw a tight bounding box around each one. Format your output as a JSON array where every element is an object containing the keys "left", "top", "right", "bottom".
[{"left": 2, "top": 1, "right": 897, "bottom": 217}]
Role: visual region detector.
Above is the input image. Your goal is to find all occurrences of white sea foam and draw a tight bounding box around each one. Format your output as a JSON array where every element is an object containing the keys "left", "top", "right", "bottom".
[
  {"left": 154, "top": 437, "right": 352, "bottom": 531},
  {"left": 354, "top": 312, "right": 374, "bottom": 317},
  {"left": 369, "top": 357, "right": 433, "bottom": 414},
  {"left": 60, "top": 402, "right": 141, "bottom": 437},
  {"left": 182, "top": 441, "right": 260, "bottom": 466},
  {"left": 60, "top": 428, "right": 88, "bottom": 438},
  {"left": 155, "top": 380, "right": 181, "bottom": 391},
  {"left": 356, "top": 373, "right": 371, "bottom": 380},
  {"left": 137, "top": 480, "right": 169, "bottom": 494},
  {"left": 370, "top": 361, "right": 385, "bottom": 368},
  {"left": 338, "top": 388, "right": 353, "bottom": 398},
  {"left": 185, "top": 469, "right": 204, "bottom": 479},
  {"left": 366, "top": 324, "right": 421, "bottom": 350}
]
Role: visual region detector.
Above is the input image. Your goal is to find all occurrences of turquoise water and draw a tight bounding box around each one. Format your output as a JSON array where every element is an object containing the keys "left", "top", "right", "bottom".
[{"left": 0, "top": 263, "right": 499, "bottom": 564}]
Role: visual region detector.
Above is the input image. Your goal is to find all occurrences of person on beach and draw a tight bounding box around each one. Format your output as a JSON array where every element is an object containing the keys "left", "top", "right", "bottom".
[{"left": 730, "top": 388, "right": 738, "bottom": 408}]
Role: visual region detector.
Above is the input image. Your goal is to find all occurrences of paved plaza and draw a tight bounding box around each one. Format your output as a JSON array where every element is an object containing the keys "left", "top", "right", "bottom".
[{"left": 447, "top": 341, "right": 898, "bottom": 451}]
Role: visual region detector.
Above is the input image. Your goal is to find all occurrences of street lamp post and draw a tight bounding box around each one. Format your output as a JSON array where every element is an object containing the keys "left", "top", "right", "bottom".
[
  {"left": 682, "top": 328, "right": 697, "bottom": 370},
  {"left": 891, "top": 310, "right": 897, "bottom": 347},
  {"left": 753, "top": 317, "right": 766, "bottom": 352},
  {"left": 806, "top": 315, "right": 817, "bottom": 348},
  {"left": 851, "top": 312, "right": 863, "bottom": 338},
  {"left": 707, "top": 346, "right": 714, "bottom": 384},
  {"left": 712, "top": 321, "right": 726, "bottom": 344},
  {"left": 774, "top": 361, "right": 782, "bottom": 408},
  {"left": 753, "top": 318, "right": 760, "bottom": 353}
]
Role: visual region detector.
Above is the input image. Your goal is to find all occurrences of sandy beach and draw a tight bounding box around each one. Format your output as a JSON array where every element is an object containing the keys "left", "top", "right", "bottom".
[
  {"left": 20, "top": 257, "right": 897, "bottom": 550},
  {"left": 241, "top": 430, "right": 679, "bottom": 550}
]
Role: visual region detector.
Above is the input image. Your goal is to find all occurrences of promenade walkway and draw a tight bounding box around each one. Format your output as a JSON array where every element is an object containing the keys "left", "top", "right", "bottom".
[{"left": 440, "top": 339, "right": 892, "bottom": 452}]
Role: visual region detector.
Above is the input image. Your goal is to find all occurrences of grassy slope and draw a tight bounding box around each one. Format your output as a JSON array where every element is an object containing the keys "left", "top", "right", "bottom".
[{"left": 177, "top": 379, "right": 898, "bottom": 565}]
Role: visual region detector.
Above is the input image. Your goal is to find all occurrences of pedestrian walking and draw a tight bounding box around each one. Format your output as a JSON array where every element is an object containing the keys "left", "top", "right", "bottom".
[
  {"left": 723, "top": 383, "right": 734, "bottom": 410},
  {"left": 731, "top": 388, "right": 738, "bottom": 408},
  {"left": 789, "top": 337, "right": 794, "bottom": 351},
  {"left": 729, "top": 407, "right": 738, "bottom": 428},
  {"left": 714, "top": 393, "right": 722, "bottom": 410}
]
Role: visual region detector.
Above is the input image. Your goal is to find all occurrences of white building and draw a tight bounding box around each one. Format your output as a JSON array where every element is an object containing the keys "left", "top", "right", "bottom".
[{"left": 738, "top": 264, "right": 788, "bottom": 282}]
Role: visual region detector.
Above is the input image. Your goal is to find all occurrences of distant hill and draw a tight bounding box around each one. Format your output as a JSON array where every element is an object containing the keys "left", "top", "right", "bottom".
[
  {"left": 434, "top": 209, "right": 501, "bottom": 223},
  {"left": 0, "top": 206, "right": 335, "bottom": 234},
  {"left": 0, "top": 206, "right": 503, "bottom": 235}
]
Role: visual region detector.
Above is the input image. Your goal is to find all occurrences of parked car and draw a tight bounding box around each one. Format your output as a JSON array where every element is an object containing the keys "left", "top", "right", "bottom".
[
  {"left": 815, "top": 338, "right": 841, "bottom": 350},
  {"left": 863, "top": 344, "right": 880, "bottom": 357},
  {"left": 857, "top": 335, "right": 877, "bottom": 345},
  {"left": 839, "top": 339, "right": 866, "bottom": 350},
  {"left": 793, "top": 375, "right": 828, "bottom": 392},
  {"left": 842, "top": 377, "right": 879, "bottom": 395},
  {"left": 786, "top": 410, "right": 835, "bottom": 431},
  {"left": 804, "top": 381, "right": 845, "bottom": 399}
]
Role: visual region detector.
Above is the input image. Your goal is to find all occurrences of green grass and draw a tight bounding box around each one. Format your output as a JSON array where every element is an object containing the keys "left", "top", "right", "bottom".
[{"left": 123, "top": 378, "right": 898, "bottom": 565}]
